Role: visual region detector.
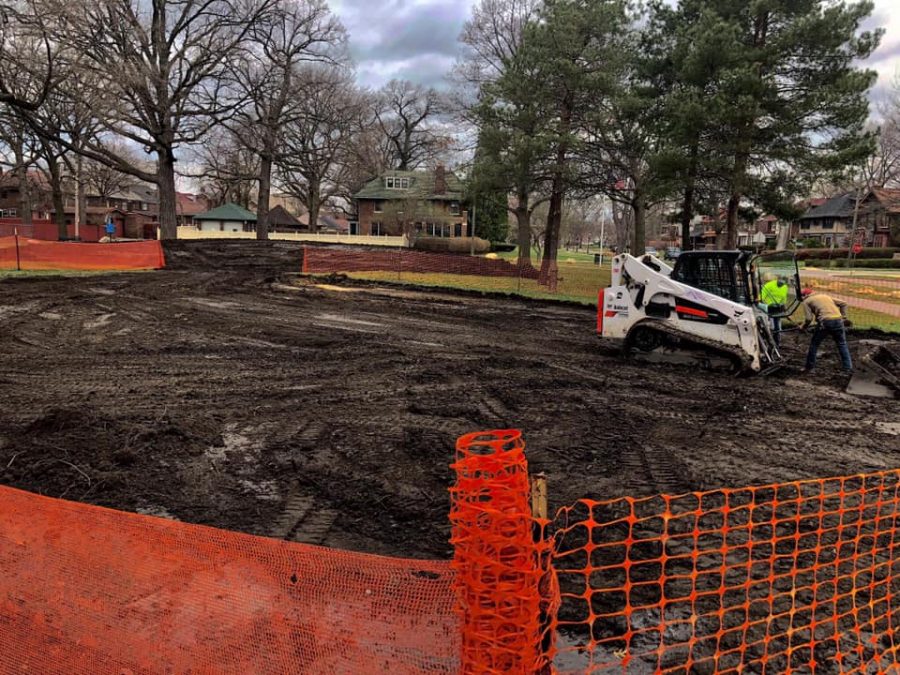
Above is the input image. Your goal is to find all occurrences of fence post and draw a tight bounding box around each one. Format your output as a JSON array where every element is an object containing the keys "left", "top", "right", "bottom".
[
  {"left": 450, "top": 430, "right": 556, "bottom": 673},
  {"left": 14, "top": 233, "right": 20, "bottom": 271},
  {"left": 302, "top": 246, "right": 309, "bottom": 274}
]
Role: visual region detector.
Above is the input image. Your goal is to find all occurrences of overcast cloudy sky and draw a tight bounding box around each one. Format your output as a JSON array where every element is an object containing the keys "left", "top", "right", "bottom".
[{"left": 330, "top": 0, "right": 900, "bottom": 110}]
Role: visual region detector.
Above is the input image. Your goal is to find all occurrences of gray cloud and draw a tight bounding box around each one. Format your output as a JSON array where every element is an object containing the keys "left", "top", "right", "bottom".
[
  {"left": 334, "top": 0, "right": 900, "bottom": 99},
  {"left": 332, "top": 0, "right": 473, "bottom": 88}
]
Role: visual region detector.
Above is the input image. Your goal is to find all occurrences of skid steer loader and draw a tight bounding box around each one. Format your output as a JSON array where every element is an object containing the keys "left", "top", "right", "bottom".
[{"left": 597, "top": 250, "right": 802, "bottom": 373}]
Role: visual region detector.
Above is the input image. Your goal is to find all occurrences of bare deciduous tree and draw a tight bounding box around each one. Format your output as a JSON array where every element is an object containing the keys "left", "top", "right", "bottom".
[
  {"left": 277, "top": 66, "right": 363, "bottom": 232},
  {"left": 195, "top": 130, "right": 260, "bottom": 209},
  {"left": 82, "top": 146, "right": 141, "bottom": 201},
  {"left": 230, "top": 0, "right": 345, "bottom": 239},
  {"left": 0, "top": 0, "right": 58, "bottom": 112},
  {"left": 43, "top": 0, "right": 275, "bottom": 239},
  {"left": 375, "top": 79, "right": 449, "bottom": 171}
]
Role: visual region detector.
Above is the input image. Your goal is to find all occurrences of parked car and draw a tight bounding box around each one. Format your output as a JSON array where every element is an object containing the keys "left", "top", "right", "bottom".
[
  {"left": 644, "top": 246, "right": 658, "bottom": 256},
  {"left": 665, "top": 247, "right": 682, "bottom": 261}
]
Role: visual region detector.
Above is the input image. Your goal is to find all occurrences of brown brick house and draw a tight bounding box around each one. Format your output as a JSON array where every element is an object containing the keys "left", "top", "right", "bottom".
[
  {"left": 857, "top": 188, "right": 900, "bottom": 248},
  {"left": 353, "top": 167, "right": 468, "bottom": 237}
]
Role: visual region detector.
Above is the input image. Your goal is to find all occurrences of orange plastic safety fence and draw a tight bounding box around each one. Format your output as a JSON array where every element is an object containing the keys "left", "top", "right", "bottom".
[
  {"left": 551, "top": 471, "right": 900, "bottom": 674},
  {"left": 0, "top": 485, "right": 458, "bottom": 673},
  {"left": 450, "top": 429, "right": 556, "bottom": 674},
  {"left": 303, "top": 246, "right": 539, "bottom": 279},
  {"left": 0, "top": 236, "right": 165, "bottom": 271}
]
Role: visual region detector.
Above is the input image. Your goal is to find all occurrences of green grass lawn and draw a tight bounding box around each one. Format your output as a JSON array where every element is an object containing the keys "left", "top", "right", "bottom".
[
  {"left": 490, "top": 247, "right": 612, "bottom": 264},
  {"left": 342, "top": 261, "right": 611, "bottom": 305},
  {"left": 846, "top": 308, "right": 900, "bottom": 332}
]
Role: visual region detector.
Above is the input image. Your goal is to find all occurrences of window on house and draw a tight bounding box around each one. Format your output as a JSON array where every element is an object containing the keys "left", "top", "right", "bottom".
[
  {"left": 823, "top": 220, "right": 833, "bottom": 230},
  {"left": 373, "top": 201, "right": 383, "bottom": 213},
  {"left": 449, "top": 201, "right": 460, "bottom": 215},
  {"left": 372, "top": 222, "right": 382, "bottom": 236},
  {"left": 385, "top": 177, "right": 410, "bottom": 189}
]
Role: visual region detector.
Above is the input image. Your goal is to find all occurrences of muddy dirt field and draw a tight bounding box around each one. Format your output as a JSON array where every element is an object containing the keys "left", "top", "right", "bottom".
[{"left": 1, "top": 240, "right": 898, "bottom": 560}]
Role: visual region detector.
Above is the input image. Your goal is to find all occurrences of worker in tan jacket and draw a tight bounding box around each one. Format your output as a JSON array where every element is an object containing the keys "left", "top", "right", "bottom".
[{"left": 800, "top": 288, "right": 852, "bottom": 372}]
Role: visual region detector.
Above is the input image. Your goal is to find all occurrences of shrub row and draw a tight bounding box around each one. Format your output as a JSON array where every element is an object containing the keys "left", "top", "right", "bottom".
[
  {"left": 810, "top": 258, "right": 900, "bottom": 269},
  {"left": 795, "top": 247, "right": 898, "bottom": 260}
]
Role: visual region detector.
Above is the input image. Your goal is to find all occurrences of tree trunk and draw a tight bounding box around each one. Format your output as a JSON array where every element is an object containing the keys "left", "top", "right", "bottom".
[
  {"left": 540, "top": 187, "right": 563, "bottom": 286},
  {"left": 540, "top": 98, "right": 571, "bottom": 286},
  {"left": 725, "top": 147, "right": 749, "bottom": 250},
  {"left": 725, "top": 192, "right": 740, "bottom": 249},
  {"left": 157, "top": 150, "right": 178, "bottom": 240},
  {"left": 256, "top": 154, "right": 272, "bottom": 241},
  {"left": 75, "top": 154, "right": 86, "bottom": 238},
  {"left": 681, "top": 141, "right": 699, "bottom": 251},
  {"left": 514, "top": 187, "right": 532, "bottom": 268},
  {"left": 13, "top": 145, "right": 32, "bottom": 226},
  {"left": 46, "top": 158, "right": 66, "bottom": 240},
  {"left": 308, "top": 182, "right": 321, "bottom": 234},
  {"left": 632, "top": 194, "right": 646, "bottom": 255}
]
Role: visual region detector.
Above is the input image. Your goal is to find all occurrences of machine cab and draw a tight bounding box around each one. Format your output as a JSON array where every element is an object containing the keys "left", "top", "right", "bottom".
[{"left": 672, "top": 250, "right": 802, "bottom": 318}]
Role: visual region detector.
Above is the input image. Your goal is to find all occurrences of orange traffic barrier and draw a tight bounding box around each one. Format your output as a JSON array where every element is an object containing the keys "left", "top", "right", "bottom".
[
  {"left": 0, "top": 485, "right": 458, "bottom": 673},
  {"left": 551, "top": 471, "right": 900, "bottom": 673},
  {"left": 450, "top": 430, "right": 555, "bottom": 673},
  {"left": 0, "top": 236, "right": 165, "bottom": 271}
]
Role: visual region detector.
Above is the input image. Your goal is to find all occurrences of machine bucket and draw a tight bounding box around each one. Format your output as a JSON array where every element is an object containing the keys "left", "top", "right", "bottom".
[{"left": 846, "top": 341, "right": 900, "bottom": 399}]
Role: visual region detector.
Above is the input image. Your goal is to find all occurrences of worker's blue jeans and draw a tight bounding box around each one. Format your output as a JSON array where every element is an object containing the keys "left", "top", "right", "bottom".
[
  {"left": 805, "top": 319, "right": 853, "bottom": 371},
  {"left": 771, "top": 317, "right": 782, "bottom": 346}
]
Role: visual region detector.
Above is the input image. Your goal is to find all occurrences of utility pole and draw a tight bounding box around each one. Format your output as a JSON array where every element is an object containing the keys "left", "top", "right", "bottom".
[{"left": 599, "top": 200, "right": 606, "bottom": 266}]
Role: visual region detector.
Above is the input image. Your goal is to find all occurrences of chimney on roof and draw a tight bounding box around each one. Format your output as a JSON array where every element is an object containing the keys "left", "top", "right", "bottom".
[{"left": 434, "top": 165, "right": 447, "bottom": 195}]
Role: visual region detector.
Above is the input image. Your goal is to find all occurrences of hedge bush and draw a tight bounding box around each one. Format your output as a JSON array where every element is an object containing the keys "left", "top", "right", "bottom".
[
  {"left": 795, "top": 247, "right": 899, "bottom": 260},
  {"left": 491, "top": 242, "right": 516, "bottom": 253},
  {"left": 812, "top": 258, "right": 900, "bottom": 269},
  {"left": 413, "top": 236, "right": 492, "bottom": 254}
]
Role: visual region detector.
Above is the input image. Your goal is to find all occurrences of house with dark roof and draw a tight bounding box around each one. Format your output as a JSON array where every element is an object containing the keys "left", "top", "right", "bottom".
[
  {"left": 857, "top": 188, "right": 900, "bottom": 248},
  {"left": 353, "top": 166, "right": 468, "bottom": 237},
  {"left": 193, "top": 203, "right": 257, "bottom": 233},
  {"left": 267, "top": 205, "right": 302, "bottom": 232},
  {"left": 795, "top": 193, "right": 857, "bottom": 246}
]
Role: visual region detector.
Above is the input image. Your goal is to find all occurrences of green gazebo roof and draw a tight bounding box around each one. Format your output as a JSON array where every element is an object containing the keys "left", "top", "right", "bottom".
[{"left": 194, "top": 202, "right": 257, "bottom": 221}]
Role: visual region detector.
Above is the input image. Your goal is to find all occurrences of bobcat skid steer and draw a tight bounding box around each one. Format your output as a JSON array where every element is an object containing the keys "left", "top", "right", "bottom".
[{"left": 597, "top": 250, "right": 802, "bottom": 373}]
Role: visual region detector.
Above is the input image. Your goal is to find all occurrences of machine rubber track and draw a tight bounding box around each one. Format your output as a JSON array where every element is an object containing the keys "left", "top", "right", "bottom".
[{"left": 625, "top": 320, "right": 754, "bottom": 373}]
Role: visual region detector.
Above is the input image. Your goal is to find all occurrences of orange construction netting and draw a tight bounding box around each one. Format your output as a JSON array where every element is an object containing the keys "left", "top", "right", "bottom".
[
  {"left": 303, "top": 246, "right": 539, "bottom": 279},
  {"left": 450, "top": 430, "right": 556, "bottom": 674},
  {"left": 0, "top": 484, "right": 458, "bottom": 673},
  {"left": 0, "top": 236, "right": 165, "bottom": 271},
  {"left": 551, "top": 471, "right": 900, "bottom": 673}
]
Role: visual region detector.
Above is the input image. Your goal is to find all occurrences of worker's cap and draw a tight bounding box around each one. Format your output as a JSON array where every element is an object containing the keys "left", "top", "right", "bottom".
[{"left": 801, "top": 287, "right": 814, "bottom": 298}]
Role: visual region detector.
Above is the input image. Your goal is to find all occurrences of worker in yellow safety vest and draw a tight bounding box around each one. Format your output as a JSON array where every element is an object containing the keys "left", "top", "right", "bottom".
[{"left": 761, "top": 275, "right": 789, "bottom": 346}]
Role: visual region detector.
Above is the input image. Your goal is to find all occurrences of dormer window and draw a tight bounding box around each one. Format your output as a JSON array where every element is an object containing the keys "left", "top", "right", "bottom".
[{"left": 385, "top": 177, "right": 410, "bottom": 189}]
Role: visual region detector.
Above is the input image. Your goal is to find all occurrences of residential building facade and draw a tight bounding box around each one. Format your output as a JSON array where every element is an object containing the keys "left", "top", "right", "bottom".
[
  {"left": 193, "top": 203, "right": 257, "bottom": 233},
  {"left": 857, "top": 188, "right": 900, "bottom": 248},
  {"left": 353, "top": 167, "right": 468, "bottom": 237},
  {"left": 795, "top": 193, "right": 856, "bottom": 246}
]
